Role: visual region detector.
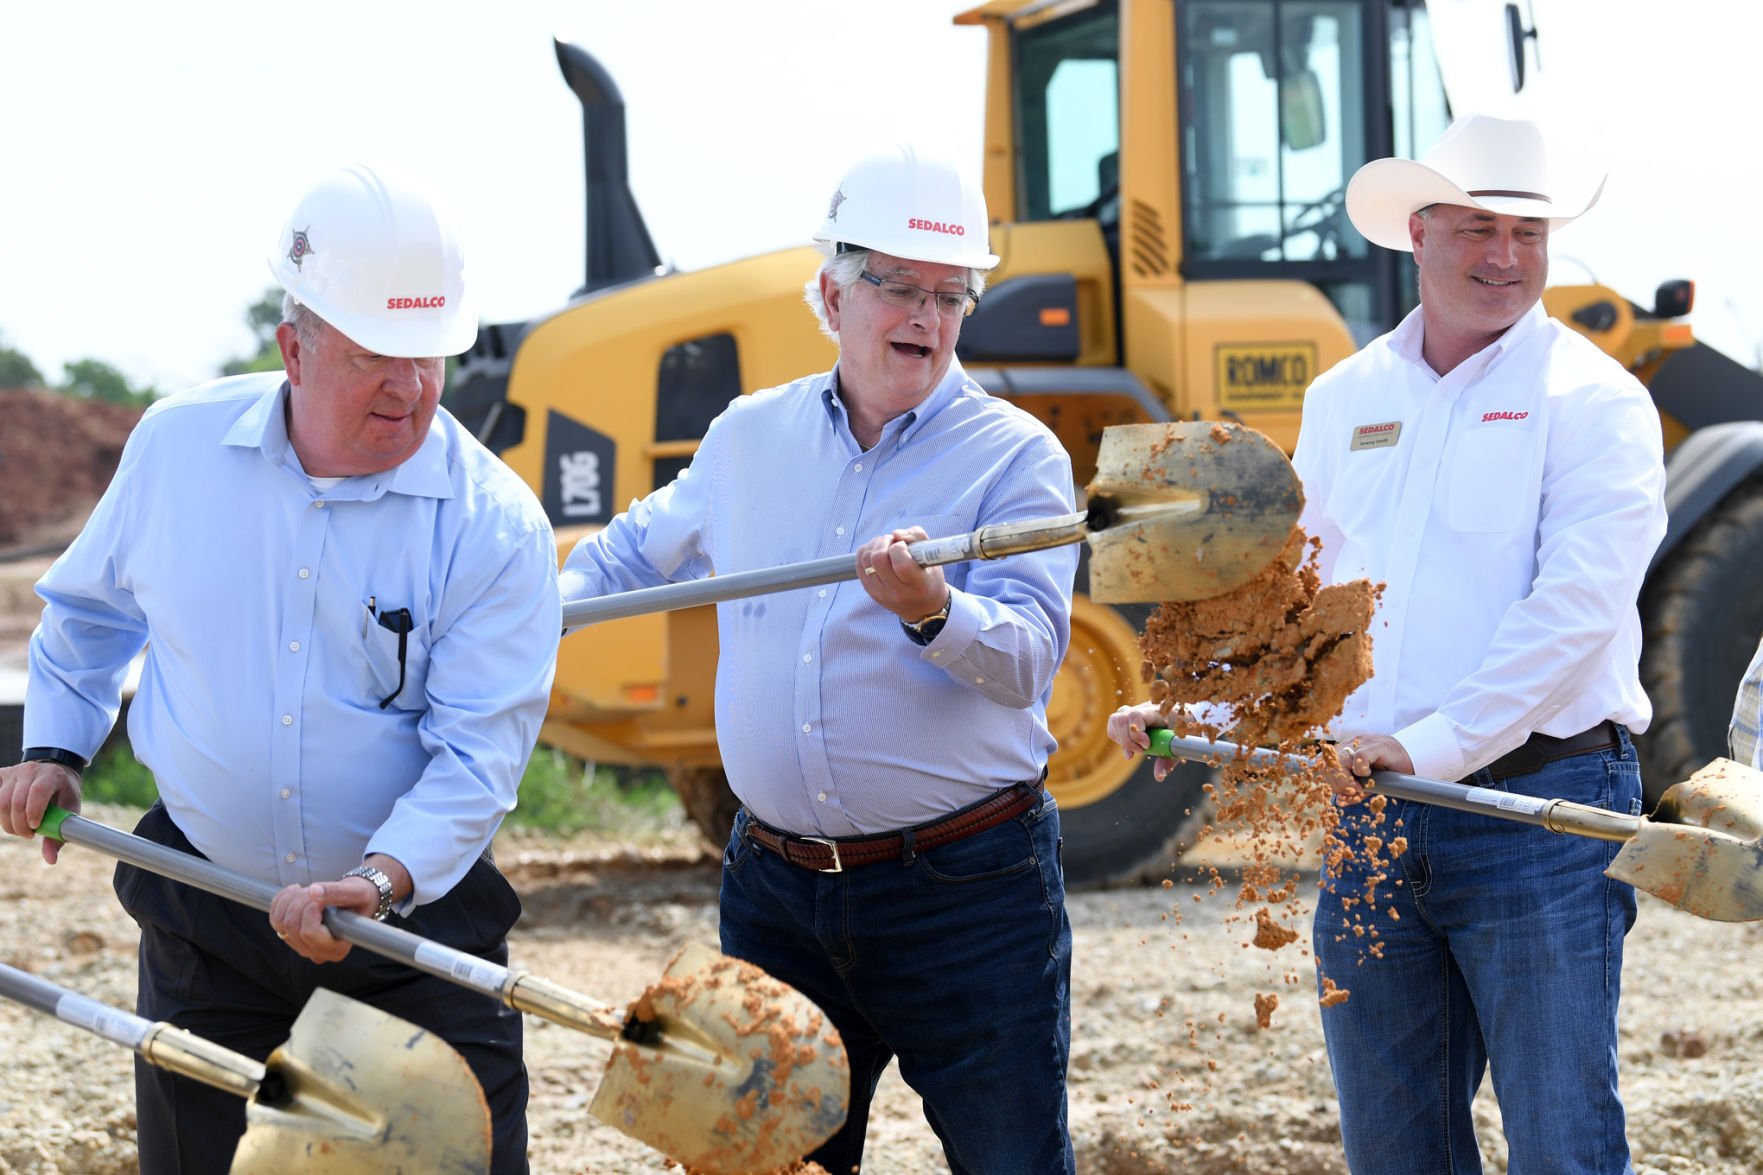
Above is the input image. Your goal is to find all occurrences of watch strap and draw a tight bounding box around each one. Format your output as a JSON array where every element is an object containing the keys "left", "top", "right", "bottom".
[
  {"left": 20, "top": 747, "right": 88, "bottom": 776},
  {"left": 902, "top": 594, "right": 952, "bottom": 647},
  {"left": 342, "top": 865, "right": 396, "bottom": 921}
]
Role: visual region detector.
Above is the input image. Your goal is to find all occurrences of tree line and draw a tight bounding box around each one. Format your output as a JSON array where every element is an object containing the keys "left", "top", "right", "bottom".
[{"left": 0, "top": 291, "right": 286, "bottom": 409}]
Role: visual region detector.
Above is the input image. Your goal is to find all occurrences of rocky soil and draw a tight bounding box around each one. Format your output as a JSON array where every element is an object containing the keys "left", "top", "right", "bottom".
[{"left": 1, "top": 809, "right": 1759, "bottom": 1175}]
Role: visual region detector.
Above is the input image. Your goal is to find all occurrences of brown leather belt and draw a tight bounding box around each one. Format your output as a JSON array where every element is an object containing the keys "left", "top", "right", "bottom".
[
  {"left": 745, "top": 780, "right": 1043, "bottom": 873},
  {"left": 1474, "top": 721, "right": 1623, "bottom": 782}
]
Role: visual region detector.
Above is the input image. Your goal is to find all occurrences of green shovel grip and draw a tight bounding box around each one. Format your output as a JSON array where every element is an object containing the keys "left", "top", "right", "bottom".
[
  {"left": 37, "top": 804, "right": 72, "bottom": 841},
  {"left": 1147, "top": 727, "right": 1175, "bottom": 757}
]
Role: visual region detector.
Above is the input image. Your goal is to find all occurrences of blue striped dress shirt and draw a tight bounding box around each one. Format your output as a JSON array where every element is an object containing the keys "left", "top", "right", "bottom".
[
  {"left": 560, "top": 360, "right": 1077, "bottom": 837},
  {"left": 25, "top": 373, "right": 559, "bottom": 906}
]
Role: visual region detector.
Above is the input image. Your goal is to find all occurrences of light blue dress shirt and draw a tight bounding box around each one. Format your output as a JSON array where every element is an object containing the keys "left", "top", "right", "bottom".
[
  {"left": 560, "top": 360, "right": 1077, "bottom": 837},
  {"left": 25, "top": 373, "right": 559, "bottom": 906}
]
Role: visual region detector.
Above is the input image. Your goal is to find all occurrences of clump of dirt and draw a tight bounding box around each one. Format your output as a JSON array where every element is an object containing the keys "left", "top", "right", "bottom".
[
  {"left": 0, "top": 388, "right": 142, "bottom": 547},
  {"left": 1140, "top": 528, "right": 1375, "bottom": 747},
  {"left": 1136, "top": 526, "right": 1396, "bottom": 1027}
]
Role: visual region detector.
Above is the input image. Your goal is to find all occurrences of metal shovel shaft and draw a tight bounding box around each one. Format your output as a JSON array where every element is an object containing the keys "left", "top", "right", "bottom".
[
  {"left": 38, "top": 807, "right": 853, "bottom": 1169},
  {"left": 0, "top": 960, "right": 265, "bottom": 1099},
  {"left": 561, "top": 512, "right": 1091, "bottom": 628},
  {"left": 1147, "top": 730, "right": 1643, "bottom": 841},
  {"left": 38, "top": 807, "right": 628, "bottom": 1039}
]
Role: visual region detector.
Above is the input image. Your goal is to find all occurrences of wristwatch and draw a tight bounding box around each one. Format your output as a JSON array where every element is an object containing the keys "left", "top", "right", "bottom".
[
  {"left": 902, "top": 594, "right": 952, "bottom": 647},
  {"left": 20, "top": 747, "right": 88, "bottom": 776},
  {"left": 342, "top": 865, "right": 396, "bottom": 922}
]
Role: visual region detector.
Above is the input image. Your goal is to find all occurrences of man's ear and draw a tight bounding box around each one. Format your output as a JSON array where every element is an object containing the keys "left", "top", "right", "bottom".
[
  {"left": 1407, "top": 211, "right": 1427, "bottom": 257},
  {"left": 275, "top": 323, "right": 302, "bottom": 386},
  {"left": 821, "top": 270, "right": 844, "bottom": 334}
]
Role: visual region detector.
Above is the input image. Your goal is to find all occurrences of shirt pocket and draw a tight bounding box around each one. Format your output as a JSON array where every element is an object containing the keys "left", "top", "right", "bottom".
[
  {"left": 1445, "top": 427, "right": 1538, "bottom": 534},
  {"left": 359, "top": 604, "right": 432, "bottom": 713}
]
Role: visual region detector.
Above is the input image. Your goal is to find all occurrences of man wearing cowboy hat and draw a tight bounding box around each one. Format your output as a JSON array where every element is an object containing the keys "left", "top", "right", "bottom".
[{"left": 1299, "top": 113, "right": 1666, "bottom": 1173}]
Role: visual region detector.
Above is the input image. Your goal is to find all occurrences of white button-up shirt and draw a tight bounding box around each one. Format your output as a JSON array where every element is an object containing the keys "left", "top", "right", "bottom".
[
  {"left": 1293, "top": 302, "right": 1667, "bottom": 781},
  {"left": 25, "top": 373, "right": 559, "bottom": 905}
]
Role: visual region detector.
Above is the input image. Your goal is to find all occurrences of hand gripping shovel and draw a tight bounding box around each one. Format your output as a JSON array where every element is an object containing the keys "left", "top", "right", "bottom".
[
  {"left": 561, "top": 420, "right": 1303, "bottom": 627},
  {"left": 38, "top": 806, "right": 849, "bottom": 1175},
  {"left": 0, "top": 961, "right": 490, "bottom": 1173},
  {"left": 1146, "top": 731, "right": 1763, "bottom": 922}
]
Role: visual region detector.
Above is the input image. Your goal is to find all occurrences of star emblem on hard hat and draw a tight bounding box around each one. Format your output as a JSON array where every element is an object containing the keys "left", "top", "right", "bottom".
[
  {"left": 827, "top": 187, "right": 846, "bottom": 222},
  {"left": 287, "top": 227, "right": 315, "bottom": 271}
]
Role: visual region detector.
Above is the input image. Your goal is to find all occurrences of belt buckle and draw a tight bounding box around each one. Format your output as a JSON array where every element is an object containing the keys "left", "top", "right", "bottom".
[{"left": 799, "top": 836, "right": 844, "bottom": 873}]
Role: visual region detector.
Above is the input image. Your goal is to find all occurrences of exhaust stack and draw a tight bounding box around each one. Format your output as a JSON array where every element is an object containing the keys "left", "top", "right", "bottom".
[{"left": 553, "top": 38, "right": 663, "bottom": 296}]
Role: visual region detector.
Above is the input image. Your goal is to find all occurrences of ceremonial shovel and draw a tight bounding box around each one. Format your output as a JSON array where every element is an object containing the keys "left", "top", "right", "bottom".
[
  {"left": 38, "top": 806, "right": 849, "bottom": 1175},
  {"left": 0, "top": 962, "right": 490, "bottom": 1173},
  {"left": 561, "top": 421, "right": 1304, "bottom": 627},
  {"left": 1146, "top": 730, "right": 1763, "bottom": 922}
]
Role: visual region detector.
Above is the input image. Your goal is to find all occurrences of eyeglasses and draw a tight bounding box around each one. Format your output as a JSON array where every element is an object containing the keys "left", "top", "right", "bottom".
[{"left": 858, "top": 271, "right": 979, "bottom": 318}]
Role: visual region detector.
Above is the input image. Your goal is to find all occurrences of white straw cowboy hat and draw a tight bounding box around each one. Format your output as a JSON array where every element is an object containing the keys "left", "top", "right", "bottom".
[{"left": 1346, "top": 113, "right": 1606, "bottom": 252}]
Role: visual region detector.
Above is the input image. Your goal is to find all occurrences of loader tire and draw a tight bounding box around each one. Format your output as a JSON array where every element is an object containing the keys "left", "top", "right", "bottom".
[
  {"left": 669, "top": 764, "right": 741, "bottom": 853},
  {"left": 1637, "top": 480, "right": 1763, "bottom": 807}
]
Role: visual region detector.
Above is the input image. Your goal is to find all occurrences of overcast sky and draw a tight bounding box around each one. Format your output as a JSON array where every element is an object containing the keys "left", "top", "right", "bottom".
[{"left": 2, "top": 0, "right": 1760, "bottom": 392}]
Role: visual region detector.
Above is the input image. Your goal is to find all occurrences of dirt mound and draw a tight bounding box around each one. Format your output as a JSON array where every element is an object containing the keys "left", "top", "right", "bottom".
[{"left": 0, "top": 387, "right": 142, "bottom": 548}]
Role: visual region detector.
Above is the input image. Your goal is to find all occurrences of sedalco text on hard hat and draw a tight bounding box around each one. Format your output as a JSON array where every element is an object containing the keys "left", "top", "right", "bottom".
[{"left": 266, "top": 163, "right": 477, "bottom": 359}]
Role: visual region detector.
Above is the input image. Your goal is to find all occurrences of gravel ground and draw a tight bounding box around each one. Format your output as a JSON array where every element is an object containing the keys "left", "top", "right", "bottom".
[{"left": 1, "top": 807, "right": 1759, "bottom": 1174}]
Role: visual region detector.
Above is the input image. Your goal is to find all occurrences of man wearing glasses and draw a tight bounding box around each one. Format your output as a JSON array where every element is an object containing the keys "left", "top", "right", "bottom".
[{"left": 562, "top": 145, "right": 1078, "bottom": 1174}]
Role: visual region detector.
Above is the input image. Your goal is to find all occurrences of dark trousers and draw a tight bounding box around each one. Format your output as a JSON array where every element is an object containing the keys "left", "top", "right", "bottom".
[
  {"left": 114, "top": 803, "right": 528, "bottom": 1175},
  {"left": 720, "top": 796, "right": 1075, "bottom": 1175}
]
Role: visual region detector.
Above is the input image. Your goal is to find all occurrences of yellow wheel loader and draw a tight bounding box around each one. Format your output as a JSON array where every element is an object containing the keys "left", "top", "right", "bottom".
[{"left": 446, "top": 0, "right": 1763, "bottom": 886}]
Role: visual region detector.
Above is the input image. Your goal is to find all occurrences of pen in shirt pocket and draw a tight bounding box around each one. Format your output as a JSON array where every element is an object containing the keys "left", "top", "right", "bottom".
[{"left": 363, "top": 596, "right": 416, "bottom": 708}]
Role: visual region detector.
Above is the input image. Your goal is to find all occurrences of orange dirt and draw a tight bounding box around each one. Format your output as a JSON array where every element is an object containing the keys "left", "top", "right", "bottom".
[
  {"left": 1137, "top": 526, "right": 1392, "bottom": 1022},
  {"left": 0, "top": 388, "right": 141, "bottom": 548}
]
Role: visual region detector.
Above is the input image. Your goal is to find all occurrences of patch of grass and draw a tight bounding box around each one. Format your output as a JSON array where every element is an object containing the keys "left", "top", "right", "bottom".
[
  {"left": 507, "top": 747, "right": 683, "bottom": 837},
  {"left": 75, "top": 739, "right": 684, "bottom": 840},
  {"left": 81, "top": 742, "right": 159, "bottom": 808}
]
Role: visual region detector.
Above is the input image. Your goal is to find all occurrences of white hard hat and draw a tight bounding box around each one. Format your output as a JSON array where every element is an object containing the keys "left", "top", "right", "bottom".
[
  {"left": 812, "top": 144, "right": 999, "bottom": 269},
  {"left": 266, "top": 164, "right": 477, "bottom": 358}
]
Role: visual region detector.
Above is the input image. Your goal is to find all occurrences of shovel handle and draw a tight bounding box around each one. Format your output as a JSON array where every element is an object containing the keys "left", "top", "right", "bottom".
[
  {"left": 0, "top": 960, "right": 265, "bottom": 1099},
  {"left": 561, "top": 512, "right": 1090, "bottom": 628},
  {"left": 1144, "top": 729, "right": 1641, "bottom": 842},
  {"left": 37, "top": 806, "right": 628, "bottom": 1038}
]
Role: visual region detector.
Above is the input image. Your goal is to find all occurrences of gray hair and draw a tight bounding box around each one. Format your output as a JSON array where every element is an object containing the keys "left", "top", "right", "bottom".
[
  {"left": 280, "top": 291, "right": 325, "bottom": 346},
  {"left": 802, "top": 248, "right": 990, "bottom": 342}
]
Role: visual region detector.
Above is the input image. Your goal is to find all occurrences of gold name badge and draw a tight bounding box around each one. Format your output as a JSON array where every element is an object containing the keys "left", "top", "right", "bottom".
[{"left": 1350, "top": 421, "right": 1402, "bottom": 451}]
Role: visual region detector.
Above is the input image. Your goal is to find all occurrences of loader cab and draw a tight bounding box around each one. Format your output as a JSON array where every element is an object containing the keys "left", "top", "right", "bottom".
[{"left": 1000, "top": 0, "right": 1494, "bottom": 346}]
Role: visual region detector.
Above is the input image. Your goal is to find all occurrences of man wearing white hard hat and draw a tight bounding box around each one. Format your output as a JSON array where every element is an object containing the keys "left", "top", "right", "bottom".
[
  {"left": 0, "top": 164, "right": 557, "bottom": 1174},
  {"left": 563, "top": 144, "right": 1078, "bottom": 1174},
  {"left": 1304, "top": 114, "right": 1665, "bottom": 1172}
]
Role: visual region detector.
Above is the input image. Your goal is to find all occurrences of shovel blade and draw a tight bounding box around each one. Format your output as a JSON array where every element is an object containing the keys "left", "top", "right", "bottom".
[
  {"left": 1084, "top": 422, "right": 1303, "bottom": 603},
  {"left": 590, "top": 943, "right": 849, "bottom": 1175},
  {"left": 231, "top": 987, "right": 492, "bottom": 1175},
  {"left": 1607, "top": 758, "right": 1763, "bottom": 922}
]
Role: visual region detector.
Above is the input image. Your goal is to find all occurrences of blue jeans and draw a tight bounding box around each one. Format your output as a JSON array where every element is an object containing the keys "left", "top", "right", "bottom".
[
  {"left": 1315, "top": 732, "right": 1642, "bottom": 1175},
  {"left": 720, "top": 795, "right": 1075, "bottom": 1175}
]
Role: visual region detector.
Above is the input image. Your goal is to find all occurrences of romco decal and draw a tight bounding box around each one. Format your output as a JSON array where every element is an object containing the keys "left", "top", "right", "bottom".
[{"left": 1215, "top": 343, "right": 1318, "bottom": 412}]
